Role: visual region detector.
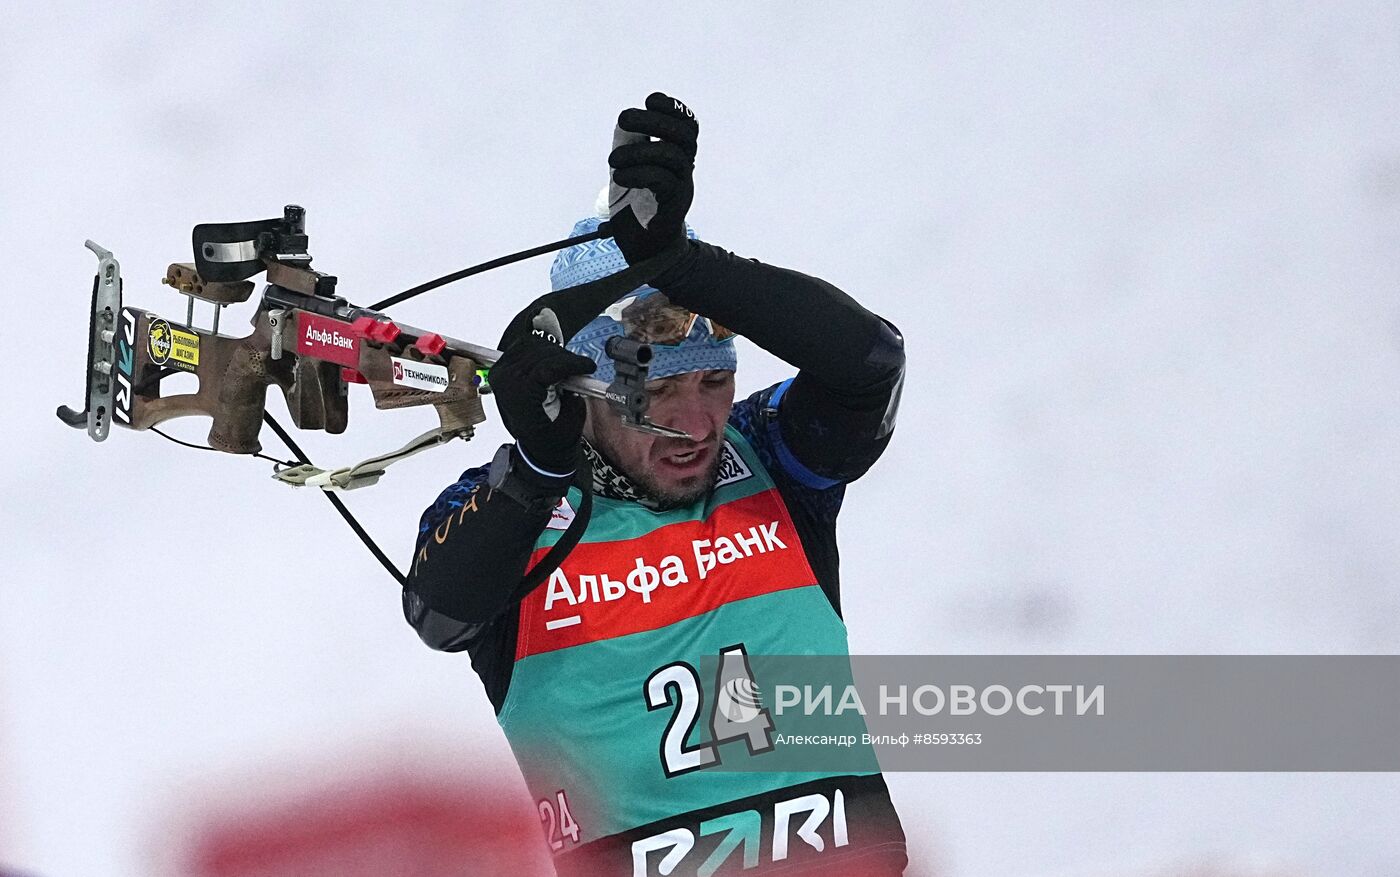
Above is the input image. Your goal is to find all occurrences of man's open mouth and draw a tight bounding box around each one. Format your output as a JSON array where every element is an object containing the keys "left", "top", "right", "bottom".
[{"left": 658, "top": 444, "right": 712, "bottom": 473}]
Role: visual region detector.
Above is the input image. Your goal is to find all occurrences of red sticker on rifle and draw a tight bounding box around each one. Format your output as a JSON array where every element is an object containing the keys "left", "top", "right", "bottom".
[{"left": 296, "top": 312, "right": 361, "bottom": 368}]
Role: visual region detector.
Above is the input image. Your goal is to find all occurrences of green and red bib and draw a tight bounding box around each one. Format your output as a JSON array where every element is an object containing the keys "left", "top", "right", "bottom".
[{"left": 495, "top": 426, "right": 897, "bottom": 874}]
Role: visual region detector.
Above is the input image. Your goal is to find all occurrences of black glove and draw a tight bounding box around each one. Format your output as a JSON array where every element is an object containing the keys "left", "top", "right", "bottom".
[
  {"left": 607, "top": 92, "right": 699, "bottom": 265},
  {"left": 488, "top": 308, "right": 595, "bottom": 476}
]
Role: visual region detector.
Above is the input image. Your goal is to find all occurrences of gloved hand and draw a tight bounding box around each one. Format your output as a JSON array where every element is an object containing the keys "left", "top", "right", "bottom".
[
  {"left": 488, "top": 308, "right": 595, "bottom": 476},
  {"left": 607, "top": 92, "right": 699, "bottom": 265}
]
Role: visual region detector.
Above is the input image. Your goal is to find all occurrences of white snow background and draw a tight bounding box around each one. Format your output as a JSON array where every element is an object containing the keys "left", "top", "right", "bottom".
[{"left": 2, "top": 2, "right": 1398, "bottom": 875}]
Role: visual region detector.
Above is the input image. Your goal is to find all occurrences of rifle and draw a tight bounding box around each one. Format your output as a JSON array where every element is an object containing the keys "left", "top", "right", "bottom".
[{"left": 57, "top": 205, "right": 683, "bottom": 581}]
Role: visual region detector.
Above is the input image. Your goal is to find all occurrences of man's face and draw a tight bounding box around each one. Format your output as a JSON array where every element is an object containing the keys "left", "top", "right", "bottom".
[{"left": 584, "top": 369, "right": 737, "bottom": 507}]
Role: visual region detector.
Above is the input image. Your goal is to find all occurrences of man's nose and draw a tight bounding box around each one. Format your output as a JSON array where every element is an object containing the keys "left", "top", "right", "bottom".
[{"left": 654, "top": 396, "right": 715, "bottom": 442}]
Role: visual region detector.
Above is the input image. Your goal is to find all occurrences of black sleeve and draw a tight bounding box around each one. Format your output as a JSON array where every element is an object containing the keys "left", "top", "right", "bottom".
[
  {"left": 729, "top": 386, "right": 849, "bottom": 616},
  {"left": 403, "top": 447, "right": 569, "bottom": 650},
  {"left": 655, "top": 239, "right": 906, "bottom": 482}
]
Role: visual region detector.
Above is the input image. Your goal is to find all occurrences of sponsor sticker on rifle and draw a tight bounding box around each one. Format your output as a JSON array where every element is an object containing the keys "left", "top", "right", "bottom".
[
  {"left": 714, "top": 441, "right": 753, "bottom": 487},
  {"left": 148, "top": 318, "right": 200, "bottom": 372},
  {"left": 391, "top": 356, "right": 449, "bottom": 392},
  {"left": 296, "top": 312, "right": 361, "bottom": 368}
]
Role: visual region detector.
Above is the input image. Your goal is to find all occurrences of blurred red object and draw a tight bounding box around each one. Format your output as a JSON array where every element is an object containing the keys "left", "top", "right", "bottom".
[{"left": 183, "top": 774, "right": 549, "bottom": 877}]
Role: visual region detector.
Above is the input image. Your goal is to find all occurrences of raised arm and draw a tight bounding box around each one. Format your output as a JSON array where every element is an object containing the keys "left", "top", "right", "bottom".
[
  {"left": 606, "top": 94, "right": 904, "bottom": 484},
  {"left": 653, "top": 242, "right": 904, "bottom": 482}
]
